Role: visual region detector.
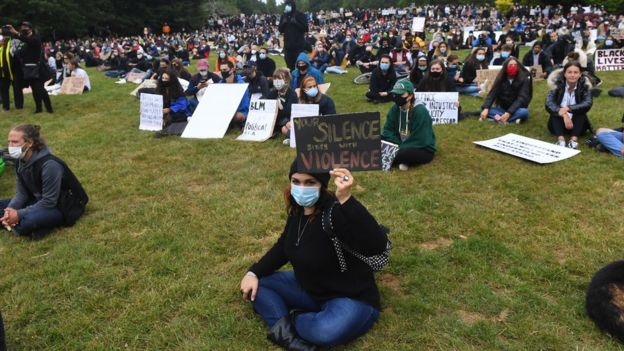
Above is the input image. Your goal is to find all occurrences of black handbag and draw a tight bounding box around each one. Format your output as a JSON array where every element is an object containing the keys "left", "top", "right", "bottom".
[
  {"left": 22, "top": 62, "right": 39, "bottom": 80},
  {"left": 321, "top": 201, "right": 391, "bottom": 272}
]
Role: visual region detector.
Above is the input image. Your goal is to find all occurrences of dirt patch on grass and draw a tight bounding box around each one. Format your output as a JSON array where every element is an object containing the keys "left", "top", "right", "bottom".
[
  {"left": 379, "top": 272, "right": 402, "bottom": 294},
  {"left": 457, "top": 308, "right": 511, "bottom": 325},
  {"left": 419, "top": 238, "right": 454, "bottom": 250}
]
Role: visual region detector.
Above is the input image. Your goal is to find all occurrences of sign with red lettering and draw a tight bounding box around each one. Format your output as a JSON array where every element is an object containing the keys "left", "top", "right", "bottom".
[
  {"left": 294, "top": 112, "right": 382, "bottom": 172},
  {"left": 595, "top": 49, "right": 624, "bottom": 72}
]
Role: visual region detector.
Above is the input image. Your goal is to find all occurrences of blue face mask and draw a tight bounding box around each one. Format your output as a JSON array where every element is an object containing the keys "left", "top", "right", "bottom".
[
  {"left": 291, "top": 184, "right": 320, "bottom": 208},
  {"left": 259, "top": 53, "right": 267, "bottom": 60},
  {"left": 380, "top": 63, "right": 390, "bottom": 71},
  {"left": 606, "top": 40, "right": 614, "bottom": 46},
  {"left": 284, "top": 5, "right": 292, "bottom": 13},
  {"left": 476, "top": 54, "right": 486, "bottom": 61},
  {"left": 501, "top": 52, "right": 510, "bottom": 58},
  {"left": 305, "top": 87, "right": 319, "bottom": 98}
]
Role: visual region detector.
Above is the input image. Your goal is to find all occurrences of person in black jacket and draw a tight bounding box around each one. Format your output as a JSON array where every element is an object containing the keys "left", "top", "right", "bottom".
[
  {"left": 416, "top": 59, "right": 457, "bottom": 93},
  {"left": 240, "top": 160, "right": 387, "bottom": 349},
  {"left": 8, "top": 22, "right": 52, "bottom": 113},
  {"left": 544, "top": 31, "right": 574, "bottom": 67},
  {"left": 0, "top": 124, "right": 86, "bottom": 238},
  {"left": 268, "top": 68, "right": 298, "bottom": 137},
  {"left": 545, "top": 61, "right": 593, "bottom": 149},
  {"left": 365, "top": 55, "right": 396, "bottom": 103},
  {"left": 521, "top": 41, "right": 553, "bottom": 79},
  {"left": 256, "top": 48, "right": 276, "bottom": 79},
  {"left": 243, "top": 61, "right": 269, "bottom": 99},
  {"left": 278, "top": 0, "right": 309, "bottom": 70},
  {"left": 480, "top": 58, "right": 532, "bottom": 124},
  {"left": 0, "top": 32, "right": 24, "bottom": 111},
  {"left": 456, "top": 47, "right": 488, "bottom": 96}
]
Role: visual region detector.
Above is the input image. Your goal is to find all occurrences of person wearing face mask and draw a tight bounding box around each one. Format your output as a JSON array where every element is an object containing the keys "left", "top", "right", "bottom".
[
  {"left": 416, "top": 59, "right": 457, "bottom": 93},
  {"left": 298, "top": 76, "right": 335, "bottom": 116},
  {"left": 278, "top": 0, "right": 309, "bottom": 70},
  {"left": 456, "top": 47, "right": 489, "bottom": 97},
  {"left": 243, "top": 61, "right": 269, "bottom": 99},
  {"left": 521, "top": 41, "right": 553, "bottom": 78},
  {"left": 491, "top": 44, "right": 514, "bottom": 66},
  {"left": 219, "top": 61, "right": 250, "bottom": 126},
  {"left": 408, "top": 54, "right": 429, "bottom": 88},
  {"left": 310, "top": 42, "right": 330, "bottom": 73},
  {"left": 267, "top": 69, "right": 297, "bottom": 138},
  {"left": 432, "top": 42, "right": 451, "bottom": 63},
  {"left": 0, "top": 31, "right": 24, "bottom": 112},
  {"left": 365, "top": 55, "right": 396, "bottom": 104},
  {"left": 156, "top": 70, "right": 189, "bottom": 128},
  {"left": 8, "top": 22, "right": 52, "bottom": 114},
  {"left": 290, "top": 52, "right": 324, "bottom": 90},
  {"left": 215, "top": 50, "right": 237, "bottom": 75},
  {"left": 502, "top": 36, "right": 520, "bottom": 59},
  {"left": 0, "top": 124, "right": 88, "bottom": 239},
  {"left": 546, "top": 61, "right": 593, "bottom": 149},
  {"left": 240, "top": 160, "right": 387, "bottom": 350},
  {"left": 185, "top": 59, "right": 220, "bottom": 112},
  {"left": 480, "top": 58, "right": 532, "bottom": 124},
  {"left": 381, "top": 79, "right": 436, "bottom": 171},
  {"left": 599, "top": 36, "right": 620, "bottom": 50},
  {"left": 256, "top": 49, "right": 276, "bottom": 79}
]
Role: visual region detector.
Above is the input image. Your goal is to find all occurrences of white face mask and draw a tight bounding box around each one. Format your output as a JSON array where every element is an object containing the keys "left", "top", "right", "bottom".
[
  {"left": 273, "top": 79, "right": 285, "bottom": 90},
  {"left": 199, "top": 70, "right": 208, "bottom": 77},
  {"left": 8, "top": 144, "right": 27, "bottom": 159}
]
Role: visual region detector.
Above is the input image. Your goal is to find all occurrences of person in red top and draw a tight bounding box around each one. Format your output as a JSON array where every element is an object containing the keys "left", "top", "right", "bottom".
[{"left": 162, "top": 23, "right": 171, "bottom": 35}]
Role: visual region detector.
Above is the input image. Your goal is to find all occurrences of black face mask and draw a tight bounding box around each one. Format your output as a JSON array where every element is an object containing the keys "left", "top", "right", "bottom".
[
  {"left": 430, "top": 71, "right": 442, "bottom": 78},
  {"left": 393, "top": 94, "right": 409, "bottom": 106},
  {"left": 297, "top": 65, "right": 307, "bottom": 72},
  {"left": 221, "top": 70, "right": 231, "bottom": 79},
  {"left": 161, "top": 80, "right": 171, "bottom": 87}
]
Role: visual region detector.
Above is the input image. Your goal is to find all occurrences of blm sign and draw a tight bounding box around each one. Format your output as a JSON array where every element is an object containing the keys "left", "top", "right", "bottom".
[
  {"left": 595, "top": 49, "right": 624, "bottom": 72},
  {"left": 294, "top": 112, "right": 382, "bottom": 172}
]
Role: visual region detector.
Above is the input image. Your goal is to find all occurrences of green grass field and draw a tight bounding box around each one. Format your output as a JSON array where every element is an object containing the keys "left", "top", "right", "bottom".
[{"left": 1, "top": 48, "right": 624, "bottom": 350}]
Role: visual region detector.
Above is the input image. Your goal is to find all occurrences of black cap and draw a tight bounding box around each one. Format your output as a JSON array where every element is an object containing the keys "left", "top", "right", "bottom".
[
  {"left": 288, "top": 159, "right": 330, "bottom": 188},
  {"left": 21, "top": 21, "right": 33, "bottom": 28}
]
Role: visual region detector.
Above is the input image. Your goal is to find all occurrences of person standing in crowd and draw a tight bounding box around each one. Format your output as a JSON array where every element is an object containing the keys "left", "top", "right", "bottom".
[
  {"left": 0, "top": 29, "right": 23, "bottom": 112},
  {"left": 365, "top": 54, "right": 396, "bottom": 103},
  {"left": 8, "top": 22, "right": 52, "bottom": 113},
  {"left": 382, "top": 80, "right": 436, "bottom": 171},
  {"left": 240, "top": 161, "right": 387, "bottom": 349},
  {"left": 279, "top": 0, "right": 309, "bottom": 71},
  {"left": 480, "top": 58, "right": 532, "bottom": 124},
  {"left": 545, "top": 61, "right": 593, "bottom": 149},
  {"left": 0, "top": 124, "right": 88, "bottom": 238}
]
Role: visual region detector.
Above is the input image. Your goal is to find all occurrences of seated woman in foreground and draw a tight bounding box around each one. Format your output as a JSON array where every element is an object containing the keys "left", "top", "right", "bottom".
[
  {"left": 381, "top": 79, "right": 436, "bottom": 171},
  {"left": 545, "top": 61, "right": 593, "bottom": 149},
  {"left": 480, "top": 57, "right": 532, "bottom": 124},
  {"left": 240, "top": 162, "right": 388, "bottom": 350}
]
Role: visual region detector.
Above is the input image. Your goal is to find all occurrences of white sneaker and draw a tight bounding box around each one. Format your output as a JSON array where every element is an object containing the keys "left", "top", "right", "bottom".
[
  {"left": 555, "top": 140, "right": 566, "bottom": 147},
  {"left": 567, "top": 140, "right": 579, "bottom": 149},
  {"left": 282, "top": 138, "right": 290, "bottom": 145},
  {"left": 399, "top": 164, "right": 409, "bottom": 171}
]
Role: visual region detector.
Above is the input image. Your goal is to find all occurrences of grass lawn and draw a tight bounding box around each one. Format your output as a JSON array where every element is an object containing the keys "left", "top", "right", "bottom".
[{"left": 1, "top": 47, "right": 624, "bottom": 350}]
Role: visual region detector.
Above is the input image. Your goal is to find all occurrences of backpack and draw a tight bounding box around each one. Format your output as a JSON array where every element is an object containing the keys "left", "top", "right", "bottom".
[{"left": 18, "top": 154, "right": 89, "bottom": 227}]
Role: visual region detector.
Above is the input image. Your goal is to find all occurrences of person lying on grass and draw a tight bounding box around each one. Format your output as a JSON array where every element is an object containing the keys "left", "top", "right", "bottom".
[{"left": 240, "top": 161, "right": 388, "bottom": 350}]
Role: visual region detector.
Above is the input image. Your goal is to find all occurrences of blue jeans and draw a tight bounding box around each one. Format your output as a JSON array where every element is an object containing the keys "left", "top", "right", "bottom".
[
  {"left": 0, "top": 199, "right": 64, "bottom": 236},
  {"left": 486, "top": 107, "right": 529, "bottom": 122},
  {"left": 252, "top": 271, "right": 380, "bottom": 347},
  {"left": 596, "top": 130, "right": 624, "bottom": 157},
  {"left": 456, "top": 83, "right": 479, "bottom": 96}
]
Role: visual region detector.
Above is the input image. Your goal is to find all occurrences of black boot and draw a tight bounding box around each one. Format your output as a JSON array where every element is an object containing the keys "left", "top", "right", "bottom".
[{"left": 267, "top": 314, "right": 317, "bottom": 351}]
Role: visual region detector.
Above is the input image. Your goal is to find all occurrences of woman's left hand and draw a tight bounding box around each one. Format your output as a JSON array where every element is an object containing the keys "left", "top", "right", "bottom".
[{"left": 331, "top": 168, "right": 353, "bottom": 204}]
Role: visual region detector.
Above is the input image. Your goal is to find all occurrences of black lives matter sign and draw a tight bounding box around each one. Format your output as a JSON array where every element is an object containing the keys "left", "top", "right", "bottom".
[{"left": 294, "top": 112, "right": 382, "bottom": 172}]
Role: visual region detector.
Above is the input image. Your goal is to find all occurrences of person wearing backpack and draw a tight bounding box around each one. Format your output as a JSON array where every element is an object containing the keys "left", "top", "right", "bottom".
[
  {"left": 239, "top": 160, "right": 388, "bottom": 350},
  {"left": 0, "top": 124, "right": 88, "bottom": 239}
]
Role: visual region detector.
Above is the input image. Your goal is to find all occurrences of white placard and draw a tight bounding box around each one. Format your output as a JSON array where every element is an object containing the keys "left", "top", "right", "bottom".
[
  {"left": 494, "top": 31, "right": 504, "bottom": 42},
  {"left": 595, "top": 49, "right": 624, "bottom": 72},
  {"left": 236, "top": 99, "right": 278, "bottom": 142},
  {"left": 139, "top": 93, "right": 163, "bottom": 131},
  {"left": 473, "top": 133, "right": 580, "bottom": 164},
  {"left": 412, "top": 17, "right": 426, "bottom": 32},
  {"left": 398, "top": 10, "right": 407, "bottom": 16},
  {"left": 289, "top": 104, "right": 319, "bottom": 148},
  {"left": 181, "top": 83, "right": 249, "bottom": 139},
  {"left": 382, "top": 10, "right": 389, "bottom": 16},
  {"left": 179, "top": 78, "right": 189, "bottom": 91},
  {"left": 414, "top": 92, "right": 459, "bottom": 125},
  {"left": 381, "top": 140, "right": 400, "bottom": 171}
]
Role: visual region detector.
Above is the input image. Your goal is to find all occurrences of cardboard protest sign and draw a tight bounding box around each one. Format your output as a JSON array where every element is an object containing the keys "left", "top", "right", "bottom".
[
  {"left": 181, "top": 83, "right": 249, "bottom": 139},
  {"left": 59, "top": 77, "right": 86, "bottom": 95},
  {"left": 414, "top": 92, "right": 459, "bottom": 125},
  {"left": 126, "top": 71, "right": 145, "bottom": 84},
  {"left": 290, "top": 104, "right": 319, "bottom": 148},
  {"left": 130, "top": 79, "right": 157, "bottom": 97},
  {"left": 474, "top": 133, "right": 580, "bottom": 164},
  {"left": 294, "top": 112, "right": 382, "bottom": 172},
  {"left": 595, "top": 49, "right": 624, "bottom": 72},
  {"left": 412, "top": 17, "right": 425, "bottom": 32},
  {"left": 236, "top": 99, "right": 278, "bottom": 142},
  {"left": 139, "top": 93, "right": 163, "bottom": 131},
  {"left": 476, "top": 69, "right": 501, "bottom": 95},
  {"left": 381, "top": 140, "right": 399, "bottom": 171},
  {"left": 529, "top": 65, "right": 544, "bottom": 80}
]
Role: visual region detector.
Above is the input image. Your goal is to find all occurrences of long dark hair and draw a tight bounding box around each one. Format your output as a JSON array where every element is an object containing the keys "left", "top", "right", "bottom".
[
  {"left": 377, "top": 54, "right": 395, "bottom": 77},
  {"left": 491, "top": 58, "right": 532, "bottom": 100},
  {"left": 156, "top": 69, "right": 185, "bottom": 103},
  {"left": 417, "top": 59, "right": 448, "bottom": 92}
]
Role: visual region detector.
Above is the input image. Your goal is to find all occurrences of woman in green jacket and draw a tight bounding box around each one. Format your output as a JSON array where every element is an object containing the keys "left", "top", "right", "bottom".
[{"left": 381, "top": 79, "right": 436, "bottom": 171}]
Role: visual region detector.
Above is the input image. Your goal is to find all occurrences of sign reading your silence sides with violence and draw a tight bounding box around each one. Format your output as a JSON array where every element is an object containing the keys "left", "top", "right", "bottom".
[{"left": 294, "top": 112, "right": 382, "bottom": 172}]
